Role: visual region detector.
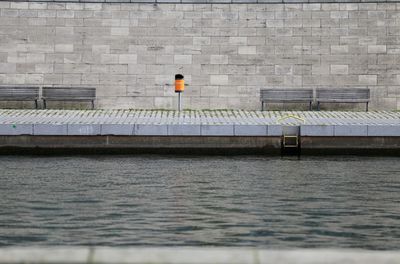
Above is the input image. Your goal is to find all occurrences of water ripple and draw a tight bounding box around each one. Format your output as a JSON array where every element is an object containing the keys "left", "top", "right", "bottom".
[{"left": 0, "top": 155, "right": 399, "bottom": 249}]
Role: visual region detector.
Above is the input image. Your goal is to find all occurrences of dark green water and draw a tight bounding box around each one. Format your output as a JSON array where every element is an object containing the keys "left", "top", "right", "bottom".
[{"left": 0, "top": 155, "right": 399, "bottom": 249}]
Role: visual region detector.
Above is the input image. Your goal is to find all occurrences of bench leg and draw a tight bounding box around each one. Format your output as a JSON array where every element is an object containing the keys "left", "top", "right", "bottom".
[
  {"left": 91, "top": 100, "right": 94, "bottom": 110},
  {"left": 43, "top": 100, "right": 46, "bottom": 109},
  {"left": 309, "top": 101, "right": 312, "bottom": 111},
  {"left": 261, "top": 102, "right": 264, "bottom": 111},
  {"left": 317, "top": 102, "right": 320, "bottom": 111},
  {"left": 35, "top": 100, "right": 38, "bottom": 109},
  {"left": 366, "top": 102, "right": 368, "bottom": 112}
]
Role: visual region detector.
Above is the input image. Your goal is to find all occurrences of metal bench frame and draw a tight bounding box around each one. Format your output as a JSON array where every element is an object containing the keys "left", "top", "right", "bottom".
[
  {"left": 0, "top": 86, "right": 40, "bottom": 109},
  {"left": 260, "top": 89, "right": 314, "bottom": 111},
  {"left": 316, "top": 88, "right": 370, "bottom": 111},
  {"left": 42, "top": 87, "right": 96, "bottom": 109}
]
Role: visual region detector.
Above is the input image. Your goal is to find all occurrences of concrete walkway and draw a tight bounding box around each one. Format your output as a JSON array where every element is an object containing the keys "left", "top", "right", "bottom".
[
  {"left": 1, "top": 247, "right": 400, "bottom": 264},
  {"left": 0, "top": 110, "right": 400, "bottom": 136}
]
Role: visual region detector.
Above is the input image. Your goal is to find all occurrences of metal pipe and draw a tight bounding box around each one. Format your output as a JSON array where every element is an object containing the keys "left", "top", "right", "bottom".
[{"left": 178, "top": 92, "right": 182, "bottom": 111}]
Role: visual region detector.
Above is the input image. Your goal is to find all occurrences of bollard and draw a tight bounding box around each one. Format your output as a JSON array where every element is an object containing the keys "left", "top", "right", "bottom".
[{"left": 175, "top": 74, "right": 184, "bottom": 111}]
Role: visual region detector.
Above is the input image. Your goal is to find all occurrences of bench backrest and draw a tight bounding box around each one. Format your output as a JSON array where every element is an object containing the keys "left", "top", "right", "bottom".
[
  {"left": 316, "top": 88, "right": 370, "bottom": 101},
  {"left": 260, "top": 89, "right": 313, "bottom": 101},
  {"left": 0, "top": 86, "right": 39, "bottom": 100},
  {"left": 42, "top": 87, "right": 96, "bottom": 100}
]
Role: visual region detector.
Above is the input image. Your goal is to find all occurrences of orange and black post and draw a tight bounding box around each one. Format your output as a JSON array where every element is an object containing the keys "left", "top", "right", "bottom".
[{"left": 175, "top": 74, "right": 184, "bottom": 111}]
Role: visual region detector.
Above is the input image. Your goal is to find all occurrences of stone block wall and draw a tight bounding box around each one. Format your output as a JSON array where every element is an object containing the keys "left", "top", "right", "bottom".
[{"left": 0, "top": 1, "right": 399, "bottom": 110}]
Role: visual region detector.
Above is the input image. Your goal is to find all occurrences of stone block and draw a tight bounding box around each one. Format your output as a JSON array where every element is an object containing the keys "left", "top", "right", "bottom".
[
  {"left": 330, "top": 45, "right": 349, "bottom": 54},
  {"left": 10, "top": 2, "right": 29, "bottom": 9},
  {"left": 201, "top": 86, "right": 219, "bottom": 97},
  {"left": 234, "top": 125, "right": 267, "bottom": 136},
  {"left": 0, "top": 124, "right": 33, "bottom": 135},
  {"left": 92, "top": 45, "right": 110, "bottom": 54},
  {"left": 0, "top": 63, "right": 16, "bottom": 74},
  {"left": 111, "top": 27, "right": 129, "bottom": 36},
  {"left": 174, "top": 55, "right": 192, "bottom": 65},
  {"left": 68, "top": 124, "right": 101, "bottom": 135},
  {"left": 0, "top": 248, "right": 90, "bottom": 264},
  {"left": 168, "top": 124, "right": 201, "bottom": 135},
  {"left": 101, "top": 124, "right": 134, "bottom": 135},
  {"left": 201, "top": 125, "right": 234, "bottom": 136},
  {"left": 238, "top": 46, "right": 257, "bottom": 55},
  {"left": 0, "top": 2, "right": 10, "bottom": 8},
  {"left": 301, "top": 125, "right": 334, "bottom": 136},
  {"left": 368, "top": 45, "right": 387, "bottom": 53},
  {"left": 210, "top": 75, "right": 229, "bottom": 85},
  {"left": 135, "top": 124, "right": 168, "bottom": 135},
  {"left": 267, "top": 125, "right": 283, "bottom": 136},
  {"left": 359, "top": 75, "right": 377, "bottom": 85},
  {"left": 229, "top": 37, "right": 247, "bottom": 45},
  {"left": 334, "top": 125, "right": 368, "bottom": 136},
  {"left": 119, "top": 54, "right": 137, "bottom": 64},
  {"left": 33, "top": 124, "right": 68, "bottom": 135},
  {"left": 92, "top": 248, "right": 254, "bottom": 264},
  {"left": 210, "top": 55, "right": 228, "bottom": 65},
  {"left": 101, "top": 54, "right": 119, "bottom": 64},
  {"left": 330, "top": 65, "right": 349, "bottom": 74},
  {"left": 368, "top": 125, "right": 400, "bottom": 136},
  {"left": 55, "top": 44, "right": 74, "bottom": 53}
]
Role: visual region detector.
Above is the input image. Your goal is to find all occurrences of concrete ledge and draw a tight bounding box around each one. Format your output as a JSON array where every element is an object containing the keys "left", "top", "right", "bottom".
[
  {"left": 33, "top": 124, "right": 67, "bottom": 135},
  {"left": 68, "top": 124, "right": 101, "bottom": 136},
  {"left": 101, "top": 124, "right": 134, "bottom": 135},
  {"left": 267, "top": 125, "right": 282, "bottom": 136},
  {"left": 201, "top": 125, "right": 234, "bottom": 136},
  {"left": 368, "top": 125, "right": 400, "bottom": 137},
  {"left": 234, "top": 125, "right": 267, "bottom": 136},
  {"left": 134, "top": 124, "right": 168, "bottom": 136},
  {"left": 301, "top": 125, "right": 334, "bottom": 136},
  {"left": 334, "top": 125, "right": 368, "bottom": 136},
  {"left": 1, "top": 247, "right": 400, "bottom": 264},
  {"left": 5, "top": 0, "right": 400, "bottom": 3},
  {"left": 0, "top": 124, "right": 33, "bottom": 135},
  {"left": 168, "top": 124, "right": 201, "bottom": 136}
]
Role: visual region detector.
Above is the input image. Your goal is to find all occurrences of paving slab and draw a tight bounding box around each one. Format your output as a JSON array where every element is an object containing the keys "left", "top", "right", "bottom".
[
  {"left": 101, "top": 124, "right": 134, "bottom": 135},
  {"left": 135, "top": 124, "right": 168, "bottom": 136},
  {"left": 0, "top": 124, "right": 33, "bottom": 135},
  {"left": 33, "top": 124, "right": 68, "bottom": 135},
  {"left": 368, "top": 125, "right": 400, "bottom": 136},
  {"left": 301, "top": 125, "right": 334, "bottom": 136},
  {"left": 168, "top": 124, "right": 201, "bottom": 136},
  {"left": 201, "top": 125, "right": 234, "bottom": 136},
  {"left": 234, "top": 125, "right": 268, "bottom": 136},
  {"left": 334, "top": 125, "right": 368, "bottom": 136},
  {"left": 68, "top": 124, "right": 101, "bottom": 136},
  {"left": 267, "top": 125, "right": 282, "bottom": 136}
]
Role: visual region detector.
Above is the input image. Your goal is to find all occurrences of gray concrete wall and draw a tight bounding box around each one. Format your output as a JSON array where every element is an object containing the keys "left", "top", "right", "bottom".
[{"left": 0, "top": 1, "right": 399, "bottom": 110}]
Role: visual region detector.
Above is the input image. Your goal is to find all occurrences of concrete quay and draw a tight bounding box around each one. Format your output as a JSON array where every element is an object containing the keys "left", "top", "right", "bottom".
[
  {"left": 1, "top": 247, "right": 400, "bottom": 264},
  {"left": 0, "top": 110, "right": 399, "bottom": 154}
]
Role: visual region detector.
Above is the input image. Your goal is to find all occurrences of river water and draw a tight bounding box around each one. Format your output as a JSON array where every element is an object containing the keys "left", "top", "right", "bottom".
[{"left": 0, "top": 155, "right": 399, "bottom": 249}]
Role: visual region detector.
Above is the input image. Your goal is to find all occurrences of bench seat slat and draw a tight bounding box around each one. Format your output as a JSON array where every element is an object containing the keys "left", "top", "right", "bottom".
[
  {"left": 42, "top": 87, "right": 96, "bottom": 109},
  {"left": 260, "top": 89, "right": 313, "bottom": 110},
  {"left": 0, "top": 87, "right": 39, "bottom": 109},
  {"left": 316, "top": 88, "right": 370, "bottom": 111}
]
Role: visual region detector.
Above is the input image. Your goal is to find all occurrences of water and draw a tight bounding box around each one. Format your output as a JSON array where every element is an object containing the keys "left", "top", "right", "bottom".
[{"left": 0, "top": 155, "right": 399, "bottom": 249}]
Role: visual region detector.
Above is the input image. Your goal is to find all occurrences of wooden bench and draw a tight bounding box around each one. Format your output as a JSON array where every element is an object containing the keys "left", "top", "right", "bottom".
[
  {"left": 0, "top": 86, "right": 40, "bottom": 109},
  {"left": 42, "top": 87, "right": 96, "bottom": 109},
  {"left": 260, "top": 89, "right": 314, "bottom": 111},
  {"left": 316, "top": 88, "right": 370, "bottom": 111}
]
